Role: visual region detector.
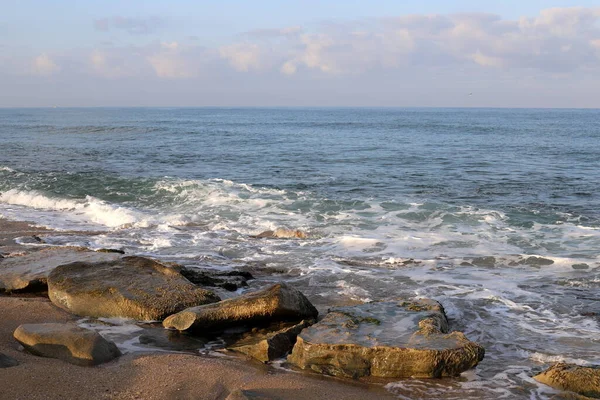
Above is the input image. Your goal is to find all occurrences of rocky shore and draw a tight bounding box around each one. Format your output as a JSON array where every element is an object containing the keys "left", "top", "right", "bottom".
[{"left": 2, "top": 218, "right": 596, "bottom": 399}]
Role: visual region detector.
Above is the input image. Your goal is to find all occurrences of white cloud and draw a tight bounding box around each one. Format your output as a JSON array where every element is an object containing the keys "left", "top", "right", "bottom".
[
  {"left": 32, "top": 53, "right": 60, "bottom": 75},
  {"left": 219, "top": 43, "right": 262, "bottom": 72},
  {"left": 471, "top": 51, "right": 504, "bottom": 68}
]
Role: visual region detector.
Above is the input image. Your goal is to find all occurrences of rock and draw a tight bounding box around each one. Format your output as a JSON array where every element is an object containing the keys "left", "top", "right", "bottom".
[
  {"left": 534, "top": 363, "right": 600, "bottom": 398},
  {"left": 518, "top": 256, "right": 554, "bottom": 266},
  {"left": 469, "top": 256, "right": 496, "bottom": 267},
  {"left": 163, "top": 283, "right": 318, "bottom": 333},
  {"left": 0, "top": 352, "right": 19, "bottom": 368},
  {"left": 0, "top": 247, "right": 121, "bottom": 292},
  {"left": 572, "top": 263, "right": 590, "bottom": 270},
  {"left": 13, "top": 323, "right": 121, "bottom": 366},
  {"left": 96, "top": 248, "right": 125, "bottom": 254},
  {"left": 137, "top": 328, "right": 206, "bottom": 352},
  {"left": 287, "top": 299, "right": 485, "bottom": 379},
  {"left": 227, "top": 320, "right": 313, "bottom": 363},
  {"left": 180, "top": 266, "right": 254, "bottom": 291},
  {"left": 48, "top": 256, "right": 220, "bottom": 321},
  {"left": 253, "top": 229, "right": 307, "bottom": 239}
]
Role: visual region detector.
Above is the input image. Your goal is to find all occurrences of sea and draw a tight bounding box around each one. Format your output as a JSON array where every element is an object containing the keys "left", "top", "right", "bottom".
[{"left": 1, "top": 107, "right": 599, "bottom": 399}]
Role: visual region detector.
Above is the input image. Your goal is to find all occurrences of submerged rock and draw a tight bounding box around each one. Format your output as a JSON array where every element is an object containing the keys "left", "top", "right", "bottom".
[
  {"left": 0, "top": 247, "right": 121, "bottom": 292},
  {"left": 48, "top": 256, "right": 220, "bottom": 321},
  {"left": 518, "top": 256, "right": 554, "bottom": 266},
  {"left": 137, "top": 328, "right": 207, "bottom": 352},
  {"left": 253, "top": 229, "right": 308, "bottom": 239},
  {"left": 163, "top": 283, "right": 318, "bottom": 333},
  {"left": 180, "top": 266, "right": 254, "bottom": 291},
  {"left": 13, "top": 323, "right": 121, "bottom": 366},
  {"left": 534, "top": 363, "right": 600, "bottom": 398},
  {"left": 287, "top": 299, "right": 485, "bottom": 379},
  {"left": 0, "top": 352, "right": 19, "bottom": 368},
  {"left": 227, "top": 320, "right": 313, "bottom": 363}
]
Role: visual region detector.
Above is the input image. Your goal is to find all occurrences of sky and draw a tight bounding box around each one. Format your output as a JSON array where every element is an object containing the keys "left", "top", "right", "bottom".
[{"left": 1, "top": 1, "right": 600, "bottom": 108}]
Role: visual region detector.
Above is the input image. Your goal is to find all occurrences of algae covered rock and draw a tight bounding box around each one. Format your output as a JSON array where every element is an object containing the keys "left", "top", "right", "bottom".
[
  {"left": 287, "top": 299, "right": 484, "bottom": 379},
  {"left": 0, "top": 247, "right": 121, "bottom": 292},
  {"left": 13, "top": 323, "right": 121, "bottom": 366},
  {"left": 48, "top": 256, "right": 220, "bottom": 321},
  {"left": 163, "top": 283, "right": 318, "bottom": 333},
  {"left": 534, "top": 363, "right": 600, "bottom": 398},
  {"left": 227, "top": 320, "right": 313, "bottom": 363}
]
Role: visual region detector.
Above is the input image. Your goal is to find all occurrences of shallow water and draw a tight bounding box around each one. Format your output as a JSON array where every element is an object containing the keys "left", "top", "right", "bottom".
[{"left": 1, "top": 107, "right": 600, "bottom": 398}]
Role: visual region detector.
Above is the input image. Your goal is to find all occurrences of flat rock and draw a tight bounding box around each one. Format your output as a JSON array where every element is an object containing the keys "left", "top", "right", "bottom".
[
  {"left": 163, "top": 283, "right": 318, "bottom": 333},
  {"left": 13, "top": 323, "right": 121, "bottom": 366},
  {"left": 0, "top": 352, "right": 19, "bottom": 368},
  {"left": 48, "top": 256, "right": 221, "bottom": 321},
  {"left": 534, "top": 363, "right": 600, "bottom": 398},
  {"left": 227, "top": 320, "right": 313, "bottom": 363},
  {"left": 0, "top": 246, "right": 121, "bottom": 292},
  {"left": 287, "top": 299, "right": 485, "bottom": 379}
]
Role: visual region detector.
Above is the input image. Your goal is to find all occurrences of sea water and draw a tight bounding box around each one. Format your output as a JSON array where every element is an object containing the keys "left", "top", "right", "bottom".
[{"left": 1, "top": 107, "right": 599, "bottom": 398}]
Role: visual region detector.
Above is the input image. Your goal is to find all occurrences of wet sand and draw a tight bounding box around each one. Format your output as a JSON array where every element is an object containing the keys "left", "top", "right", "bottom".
[{"left": 0, "top": 219, "right": 395, "bottom": 400}]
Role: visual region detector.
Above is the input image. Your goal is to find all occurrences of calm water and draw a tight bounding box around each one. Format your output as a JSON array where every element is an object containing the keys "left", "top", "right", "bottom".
[{"left": 1, "top": 107, "right": 600, "bottom": 399}]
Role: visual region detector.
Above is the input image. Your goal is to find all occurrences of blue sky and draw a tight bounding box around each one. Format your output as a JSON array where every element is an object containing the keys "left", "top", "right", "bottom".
[{"left": 2, "top": 1, "right": 600, "bottom": 107}]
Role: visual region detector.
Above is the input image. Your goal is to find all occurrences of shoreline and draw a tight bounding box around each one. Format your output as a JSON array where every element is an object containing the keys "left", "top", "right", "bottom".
[{"left": 0, "top": 217, "right": 396, "bottom": 400}]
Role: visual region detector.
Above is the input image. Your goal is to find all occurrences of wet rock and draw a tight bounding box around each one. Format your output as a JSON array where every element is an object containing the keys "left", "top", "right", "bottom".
[
  {"left": 0, "top": 352, "right": 19, "bottom": 368},
  {"left": 238, "top": 262, "right": 289, "bottom": 277},
  {"left": 287, "top": 299, "right": 485, "bottom": 379},
  {"left": 518, "top": 256, "right": 554, "bottom": 266},
  {"left": 534, "top": 363, "right": 600, "bottom": 398},
  {"left": 572, "top": 263, "right": 590, "bottom": 270},
  {"left": 96, "top": 248, "right": 125, "bottom": 254},
  {"left": 13, "top": 323, "right": 121, "bottom": 366},
  {"left": 227, "top": 320, "right": 313, "bottom": 363},
  {"left": 470, "top": 256, "right": 496, "bottom": 267},
  {"left": 0, "top": 247, "right": 121, "bottom": 293},
  {"left": 48, "top": 256, "right": 220, "bottom": 321},
  {"left": 253, "top": 229, "right": 307, "bottom": 239},
  {"left": 137, "top": 328, "right": 206, "bottom": 352},
  {"left": 163, "top": 283, "right": 318, "bottom": 333},
  {"left": 180, "top": 266, "right": 254, "bottom": 291}
]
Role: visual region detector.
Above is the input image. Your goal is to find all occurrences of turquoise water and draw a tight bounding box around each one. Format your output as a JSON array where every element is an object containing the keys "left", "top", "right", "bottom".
[{"left": 1, "top": 107, "right": 600, "bottom": 398}]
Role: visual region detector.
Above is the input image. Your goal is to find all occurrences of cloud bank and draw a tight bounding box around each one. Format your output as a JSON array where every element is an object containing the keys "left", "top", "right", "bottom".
[{"left": 3, "top": 7, "right": 600, "bottom": 106}]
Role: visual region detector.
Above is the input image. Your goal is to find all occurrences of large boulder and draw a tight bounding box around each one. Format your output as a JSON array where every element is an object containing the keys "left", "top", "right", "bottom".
[
  {"left": 287, "top": 299, "right": 485, "bottom": 379},
  {"left": 227, "top": 320, "right": 313, "bottom": 363},
  {"left": 0, "top": 352, "right": 19, "bottom": 368},
  {"left": 163, "top": 283, "right": 318, "bottom": 333},
  {"left": 48, "top": 256, "right": 220, "bottom": 321},
  {"left": 13, "top": 323, "right": 121, "bottom": 366},
  {"left": 0, "top": 246, "right": 121, "bottom": 292},
  {"left": 534, "top": 363, "right": 600, "bottom": 398}
]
